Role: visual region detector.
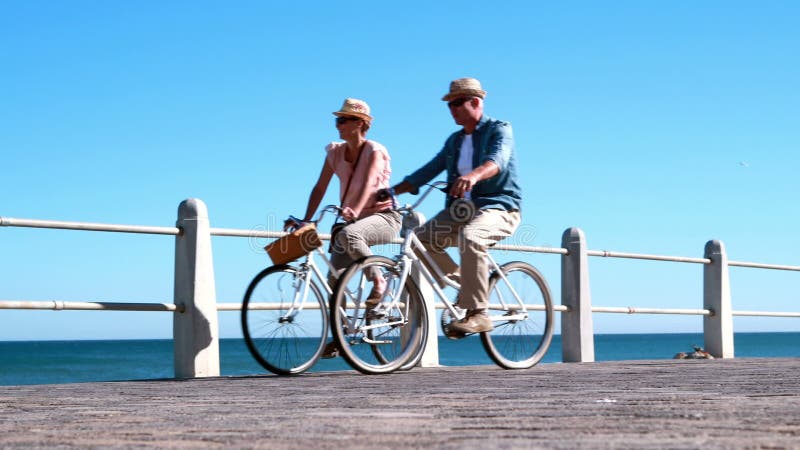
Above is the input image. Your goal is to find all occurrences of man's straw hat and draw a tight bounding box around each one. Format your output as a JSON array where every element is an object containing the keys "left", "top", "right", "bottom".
[
  {"left": 332, "top": 98, "right": 372, "bottom": 122},
  {"left": 441, "top": 77, "right": 487, "bottom": 102}
]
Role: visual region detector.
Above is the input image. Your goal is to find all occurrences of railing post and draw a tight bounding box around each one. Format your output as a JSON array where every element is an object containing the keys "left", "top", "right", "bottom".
[
  {"left": 561, "top": 227, "right": 595, "bottom": 362},
  {"left": 703, "top": 239, "right": 734, "bottom": 358},
  {"left": 173, "top": 198, "right": 220, "bottom": 378},
  {"left": 413, "top": 267, "right": 440, "bottom": 367}
]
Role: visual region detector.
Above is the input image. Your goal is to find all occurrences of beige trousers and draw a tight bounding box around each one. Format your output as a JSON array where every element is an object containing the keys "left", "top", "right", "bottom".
[
  {"left": 414, "top": 207, "right": 521, "bottom": 310},
  {"left": 328, "top": 210, "right": 402, "bottom": 285}
]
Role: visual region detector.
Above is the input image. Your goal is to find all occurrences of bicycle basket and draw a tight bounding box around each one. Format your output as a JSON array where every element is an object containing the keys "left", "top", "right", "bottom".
[{"left": 264, "top": 223, "right": 322, "bottom": 265}]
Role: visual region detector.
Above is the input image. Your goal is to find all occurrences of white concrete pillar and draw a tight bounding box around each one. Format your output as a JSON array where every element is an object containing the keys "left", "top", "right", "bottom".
[
  {"left": 413, "top": 267, "right": 440, "bottom": 367},
  {"left": 703, "top": 239, "right": 734, "bottom": 358},
  {"left": 173, "top": 198, "right": 220, "bottom": 378},
  {"left": 561, "top": 227, "right": 595, "bottom": 362}
]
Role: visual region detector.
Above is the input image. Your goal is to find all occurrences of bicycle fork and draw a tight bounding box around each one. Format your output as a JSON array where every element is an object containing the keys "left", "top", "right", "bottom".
[
  {"left": 278, "top": 264, "right": 315, "bottom": 324},
  {"left": 486, "top": 258, "right": 529, "bottom": 323}
]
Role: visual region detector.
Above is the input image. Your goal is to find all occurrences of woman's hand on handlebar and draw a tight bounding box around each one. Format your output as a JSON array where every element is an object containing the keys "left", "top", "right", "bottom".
[
  {"left": 283, "top": 215, "right": 310, "bottom": 231},
  {"left": 376, "top": 188, "right": 393, "bottom": 202},
  {"left": 340, "top": 207, "right": 356, "bottom": 222}
]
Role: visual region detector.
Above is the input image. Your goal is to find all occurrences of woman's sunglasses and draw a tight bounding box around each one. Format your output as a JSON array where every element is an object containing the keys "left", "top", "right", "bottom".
[{"left": 335, "top": 116, "right": 361, "bottom": 125}]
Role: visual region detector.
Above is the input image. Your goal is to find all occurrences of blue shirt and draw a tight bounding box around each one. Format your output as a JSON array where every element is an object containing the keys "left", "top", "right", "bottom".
[{"left": 403, "top": 115, "right": 522, "bottom": 211}]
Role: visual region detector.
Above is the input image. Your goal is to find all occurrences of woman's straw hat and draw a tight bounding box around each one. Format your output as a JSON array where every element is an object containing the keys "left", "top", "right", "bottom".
[
  {"left": 332, "top": 98, "right": 372, "bottom": 122},
  {"left": 441, "top": 78, "right": 487, "bottom": 101}
]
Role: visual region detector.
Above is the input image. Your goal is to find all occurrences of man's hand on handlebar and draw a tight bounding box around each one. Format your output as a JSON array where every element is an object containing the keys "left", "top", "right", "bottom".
[{"left": 389, "top": 181, "right": 418, "bottom": 196}]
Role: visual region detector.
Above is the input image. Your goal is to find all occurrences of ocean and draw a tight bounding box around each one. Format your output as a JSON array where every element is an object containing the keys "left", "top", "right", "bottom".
[{"left": 1, "top": 332, "right": 798, "bottom": 386}]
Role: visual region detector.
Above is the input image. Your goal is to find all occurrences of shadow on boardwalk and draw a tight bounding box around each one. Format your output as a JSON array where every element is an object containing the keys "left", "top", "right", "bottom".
[{"left": 1, "top": 358, "right": 799, "bottom": 449}]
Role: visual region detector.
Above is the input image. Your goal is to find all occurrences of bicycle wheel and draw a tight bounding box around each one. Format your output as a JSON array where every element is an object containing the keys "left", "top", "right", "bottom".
[
  {"left": 241, "top": 265, "right": 328, "bottom": 375},
  {"left": 330, "top": 256, "right": 428, "bottom": 375},
  {"left": 481, "top": 261, "right": 554, "bottom": 369}
]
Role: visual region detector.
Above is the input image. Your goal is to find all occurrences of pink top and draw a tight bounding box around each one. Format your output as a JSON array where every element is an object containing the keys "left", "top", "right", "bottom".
[{"left": 325, "top": 140, "right": 392, "bottom": 219}]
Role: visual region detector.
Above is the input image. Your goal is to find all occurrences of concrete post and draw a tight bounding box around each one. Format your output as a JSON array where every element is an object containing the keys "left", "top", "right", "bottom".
[
  {"left": 173, "top": 198, "right": 220, "bottom": 378},
  {"left": 561, "top": 227, "right": 595, "bottom": 362},
  {"left": 703, "top": 240, "right": 734, "bottom": 358},
  {"left": 413, "top": 267, "right": 440, "bottom": 367}
]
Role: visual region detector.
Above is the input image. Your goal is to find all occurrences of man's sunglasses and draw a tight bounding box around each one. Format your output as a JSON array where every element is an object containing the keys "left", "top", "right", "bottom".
[
  {"left": 447, "top": 97, "right": 473, "bottom": 108},
  {"left": 335, "top": 116, "right": 361, "bottom": 125}
]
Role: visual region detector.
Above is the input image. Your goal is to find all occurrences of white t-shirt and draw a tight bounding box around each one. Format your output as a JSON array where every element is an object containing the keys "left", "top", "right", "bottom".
[{"left": 457, "top": 134, "right": 474, "bottom": 200}]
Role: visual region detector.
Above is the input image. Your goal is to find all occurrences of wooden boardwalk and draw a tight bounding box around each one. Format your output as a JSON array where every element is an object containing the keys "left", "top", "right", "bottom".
[{"left": 1, "top": 358, "right": 799, "bottom": 449}]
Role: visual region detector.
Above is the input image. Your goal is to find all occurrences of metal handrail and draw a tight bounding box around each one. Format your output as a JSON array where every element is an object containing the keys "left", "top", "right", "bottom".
[
  {"left": 2, "top": 218, "right": 798, "bottom": 319},
  {"left": 728, "top": 260, "right": 800, "bottom": 271},
  {"left": 0, "top": 300, "right": 183, "bottom": 312},
  {"left": 587, "top": 249, "right": 710, "bottom": 264},
  {"left": 5, "top": 300, "right": 798, "bottom": 318},
  {"left": 593, "top": 306, "right": 712, "bottom": 316},
  {"left": 0, "top": 217, "right": 180, "bottom": 235}
]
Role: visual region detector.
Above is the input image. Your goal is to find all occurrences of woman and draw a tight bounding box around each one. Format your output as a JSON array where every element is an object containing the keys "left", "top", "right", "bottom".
[{"left": 298, "top": 97, "right": 401, "bottom": 319}]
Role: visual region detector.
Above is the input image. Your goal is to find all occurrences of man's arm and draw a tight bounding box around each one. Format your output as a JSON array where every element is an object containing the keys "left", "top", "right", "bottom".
[
  {"left": 483, "top": 121, "right": 514, "bottom": 172},
  {"left": 449, "top": 121, "right": 513, "bottom": 198},
  {"left": 449, "top": 160, "right": 499, "bottom": 198},
  {"left": 393, "top": 144, "right": 450, "bottom": 195}
]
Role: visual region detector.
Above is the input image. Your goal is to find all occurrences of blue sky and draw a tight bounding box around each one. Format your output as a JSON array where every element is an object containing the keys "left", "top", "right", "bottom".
[{"left": 1, "top": 1, "right": 798, "bottom": 340}]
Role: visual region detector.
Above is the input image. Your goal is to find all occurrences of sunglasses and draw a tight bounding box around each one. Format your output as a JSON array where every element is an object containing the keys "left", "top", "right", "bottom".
[
  {"left": 447, "top": 97, "right": 472, "bottom": 108},
  {"left": 335, "top": 116, "right": 361, "bottom": 125}
]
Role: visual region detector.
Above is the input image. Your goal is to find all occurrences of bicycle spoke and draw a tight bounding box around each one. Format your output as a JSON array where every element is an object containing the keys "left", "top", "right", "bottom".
[
  {"left": 481, "top": 262, "right": 554, "bottom": 369},
  {"left": 330, "top": 256, "right": 428, "bottom": 374},
  {"left": 242, "top": 266, "right": 328, "bottom": 375}
]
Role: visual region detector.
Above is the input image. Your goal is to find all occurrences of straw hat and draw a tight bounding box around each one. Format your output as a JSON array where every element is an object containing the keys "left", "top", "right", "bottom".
[
  {"left": 441, "top": 78, "right": 487, "bottom": 102},
  {"left": 332, "top": 98, "right": 372, "bottom": 122}
]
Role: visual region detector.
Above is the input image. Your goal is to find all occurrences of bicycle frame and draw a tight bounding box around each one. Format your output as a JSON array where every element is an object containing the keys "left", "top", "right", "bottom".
[
  {"left": 390, "top": 233, "right": 530, "bottom": 323},
  {"left": 277, "top": 247, "right": 336, "bottom": 323},
  {"left": 386, "top": 182, "right": 530, "bottom": 323},
  {"left": 277, "top": 205, "right": 347, "bottom": 322}
]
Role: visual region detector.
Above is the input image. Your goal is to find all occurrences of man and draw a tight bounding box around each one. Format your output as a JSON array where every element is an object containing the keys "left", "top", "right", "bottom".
[{"left": 391, "top": 78, "right": 522, "bottom": 334}]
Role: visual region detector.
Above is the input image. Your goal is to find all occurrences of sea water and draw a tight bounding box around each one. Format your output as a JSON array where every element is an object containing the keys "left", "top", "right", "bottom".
[{"left": 1, "top": 332, "right": 798, "bottom": 386}]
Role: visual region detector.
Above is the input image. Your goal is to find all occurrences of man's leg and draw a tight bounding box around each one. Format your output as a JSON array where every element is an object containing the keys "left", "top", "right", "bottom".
[
  {"left": 451, "top": 209, "right": 521, "bottom": 333},
  {"left": 413, "top": 209, "right": 461, "bottom": 286}
]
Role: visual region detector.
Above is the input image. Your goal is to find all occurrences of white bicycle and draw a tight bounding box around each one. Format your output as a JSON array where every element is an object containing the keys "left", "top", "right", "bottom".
[
  {"left": 241, "top": 205, "right": 343, "bottom": 375},
  {"left": 330, "top": 182, "right": 555, "bottom": 375}
]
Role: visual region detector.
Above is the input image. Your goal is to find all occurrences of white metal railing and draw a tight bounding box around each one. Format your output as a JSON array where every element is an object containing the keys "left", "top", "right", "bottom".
[
  {"left": 0, "top": 300, "right": 182, "bottom": 312},
  {"left": 583, "top": 252, "right": 799, "bottom": 318},
  {"left": 728, "top": 260, "right": 800, "bottom": 271},
  {"left": 0, "top": 217, "right": 180, "bottom": 236},
  {"left": 2, "top": 202, "right": 799, "bottom": 378},
  {"left": 5, "top": 297, "right": 793, "bottom": 317},
  {"left": 587, "top": 249, "right": 709, "bottom": 264}
]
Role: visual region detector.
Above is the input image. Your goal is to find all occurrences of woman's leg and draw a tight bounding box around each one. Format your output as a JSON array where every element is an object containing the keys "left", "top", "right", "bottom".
[{"left": 328, "top": 211, "right": 401, "bottom": 287}]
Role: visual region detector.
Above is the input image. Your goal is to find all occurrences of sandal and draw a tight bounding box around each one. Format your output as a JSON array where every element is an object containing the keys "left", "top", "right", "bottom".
[{"left": 320, "top": 341, "right": 339, "bottom": 359}]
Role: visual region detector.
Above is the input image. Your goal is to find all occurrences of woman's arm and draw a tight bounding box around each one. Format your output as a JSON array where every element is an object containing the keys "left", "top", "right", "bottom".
[{"left": 301, "top": 159, "right": 335, "bottom": 223}]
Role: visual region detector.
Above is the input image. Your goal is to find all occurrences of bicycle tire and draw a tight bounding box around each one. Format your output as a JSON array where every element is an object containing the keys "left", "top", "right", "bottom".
[
  {"left": 375, "top": 275, "right": 427, "bottom": 372},
  {"left": 481, "top": 261, "right": 554, "bottom": 369},
  {"left": 330, "top": 256, "right": 428, "bottom": 374},
  {"left": 241, "top": 265, "right": 328, "bottom": 375}
]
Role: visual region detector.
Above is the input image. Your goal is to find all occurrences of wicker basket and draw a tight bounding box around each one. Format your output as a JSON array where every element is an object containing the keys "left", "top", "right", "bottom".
[{"left": 264, "top": 224, "right": 323, "bottom": 265}]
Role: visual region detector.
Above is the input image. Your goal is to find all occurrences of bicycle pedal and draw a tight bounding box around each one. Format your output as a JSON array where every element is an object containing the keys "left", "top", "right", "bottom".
[
  {"left": 443, "top": 323, "right": 467, "bottom": 340},
  {"left": 366, "top": 309, "right": 388, "bottom": 320}
]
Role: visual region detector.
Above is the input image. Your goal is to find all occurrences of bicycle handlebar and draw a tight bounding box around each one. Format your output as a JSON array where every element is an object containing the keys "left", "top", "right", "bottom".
[
  {"left": 285, "top": 205, "right": 343, "bottom": 230},
  {"left": 383, "top": 181, "right": 448, "bottom": 214},
  {"left": 287, "top": 181, "right": 448, "bottom": 231}
]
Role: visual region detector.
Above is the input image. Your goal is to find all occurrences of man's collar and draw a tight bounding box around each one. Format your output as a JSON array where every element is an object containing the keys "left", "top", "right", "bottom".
[
  {"left": 476, "top": 115, "right": 489, "bottom": 130},
  {"left": 460, "top": 115, "right": 489, "bottom": 135}
]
